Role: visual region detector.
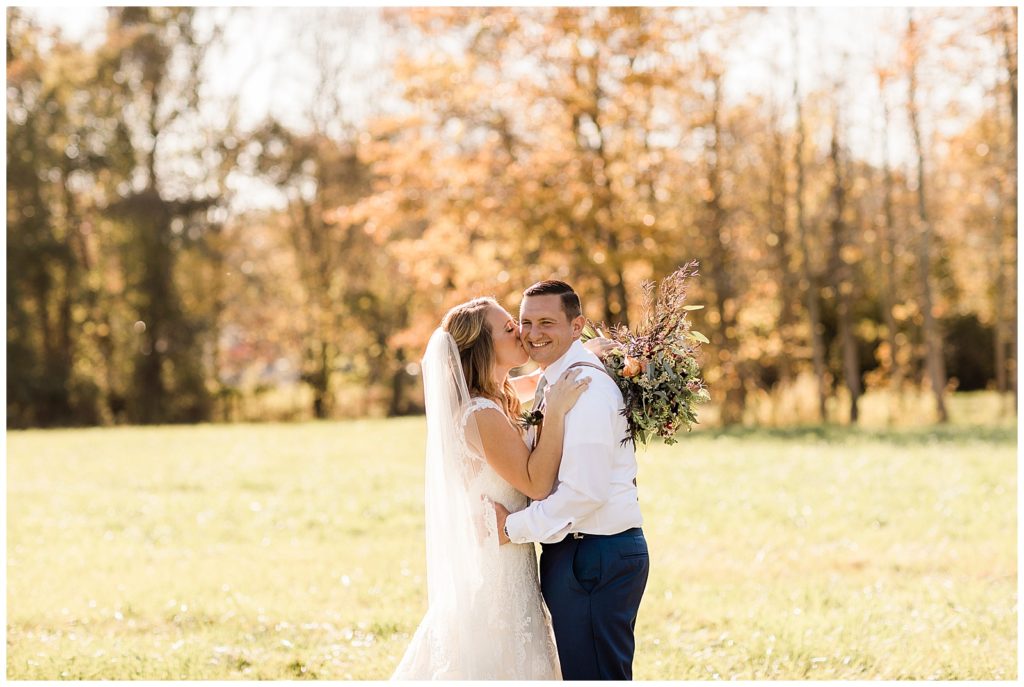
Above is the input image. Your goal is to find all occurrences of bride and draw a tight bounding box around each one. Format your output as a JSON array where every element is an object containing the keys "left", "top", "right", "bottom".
[{"left": 392, "top": 297, "right": 595, "bottom": 680}]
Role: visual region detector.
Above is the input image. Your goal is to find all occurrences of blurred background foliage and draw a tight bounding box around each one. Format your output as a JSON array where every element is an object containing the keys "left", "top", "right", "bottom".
[{"left": 6, "top": 6, "right": 1018, "bottom": 428}]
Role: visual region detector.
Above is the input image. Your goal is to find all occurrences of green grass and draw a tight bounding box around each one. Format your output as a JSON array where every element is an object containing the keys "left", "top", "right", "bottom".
[{"left": 6, "top": 414, "right": 1017, "bottom": 679}]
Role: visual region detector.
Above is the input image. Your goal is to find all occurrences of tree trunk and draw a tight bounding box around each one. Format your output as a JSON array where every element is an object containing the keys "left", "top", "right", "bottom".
[
  {"left": 703, "top": 63, "right": 745, "bottom": 425},
  {"left": 993, "top": 203, "right": 1007, "bottom": 396},
  {"left": 26, "top": 124, "right": 73, "bottom": 425},
  {"left": 133, "top": 202, "right": 171, "bottom": 424},
  {"left": 599, "top": 270, "right": 628, "bottom": 325},
  {"left": 906, "top": 11, "right": 948, "bottom": 423},
  {"left": 130, "top": 65, "right": 213, "bottom": 423},
  {"left": 310, "top": 338, "right": 332, "bottom": 419},
  {"left": 791, "top": 11, "right": 828, "bottom": 421},
  {"left": 388, "top": 348, "right": 408, "bottom": 417},
  {"left": 571, "top": 52, "right": 629, "bottom": 327},
  {"left": 999, "top": 8, "right": 1018, "bottom": 412},
  {"left": 33, "top": 270, "right": 67, "bottom": 425},
  {"left": 877, "top": 87, "right": 904, "bottom": 420},
  {"left": 827, "top": 111, "right": 862, "bottom": 423},
  {"left": 768, "top": 108, "right": 796, "bottom": 387}
]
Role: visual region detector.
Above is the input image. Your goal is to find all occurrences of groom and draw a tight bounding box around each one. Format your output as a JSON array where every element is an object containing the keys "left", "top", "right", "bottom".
[{"left": 495, "top": 280, "right": 649, "bottom": 680}]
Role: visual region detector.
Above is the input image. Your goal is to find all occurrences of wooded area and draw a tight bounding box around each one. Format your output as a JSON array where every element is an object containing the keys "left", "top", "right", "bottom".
[{"left": 6, "top": 7, "right": 1018, "bottom": 428}]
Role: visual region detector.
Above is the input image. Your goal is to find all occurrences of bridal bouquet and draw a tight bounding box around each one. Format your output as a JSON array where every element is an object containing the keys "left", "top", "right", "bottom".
[{"left": 582, "top": 261, "right": 710, "bottom": 446}]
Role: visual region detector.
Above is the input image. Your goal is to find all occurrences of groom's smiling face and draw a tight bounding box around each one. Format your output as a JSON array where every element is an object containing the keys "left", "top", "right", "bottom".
[{"left": 519, "top": 294, "right": 584, "bottom": 368}]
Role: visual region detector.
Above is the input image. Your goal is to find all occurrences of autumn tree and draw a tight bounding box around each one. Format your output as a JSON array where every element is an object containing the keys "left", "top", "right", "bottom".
[
  {"left": 790, "top": 10, "right": 829, "bottom": 421},
  {"left": 904, "top": 9, "right": 949, "bottom": 423}
]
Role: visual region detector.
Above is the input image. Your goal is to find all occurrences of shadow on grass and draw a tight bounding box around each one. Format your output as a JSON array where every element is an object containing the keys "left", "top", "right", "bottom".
[{"left": 691, "top": 423, "right": 1017, "bottom": 446}]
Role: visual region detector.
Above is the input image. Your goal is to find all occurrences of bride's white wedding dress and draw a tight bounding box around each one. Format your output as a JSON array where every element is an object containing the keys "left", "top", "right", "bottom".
[{"left": 392, "top": 331, "right": 560, "bottom": 680}]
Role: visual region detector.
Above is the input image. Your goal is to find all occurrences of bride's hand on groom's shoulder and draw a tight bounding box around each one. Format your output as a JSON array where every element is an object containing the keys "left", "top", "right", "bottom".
[{"left": 545, "top": 368, "right": 591, "bottom": 416}]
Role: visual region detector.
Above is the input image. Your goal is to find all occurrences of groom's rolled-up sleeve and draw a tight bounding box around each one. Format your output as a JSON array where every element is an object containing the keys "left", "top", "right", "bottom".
[{"left": 504, "top": 383, "right": 615, "bottom": 544}]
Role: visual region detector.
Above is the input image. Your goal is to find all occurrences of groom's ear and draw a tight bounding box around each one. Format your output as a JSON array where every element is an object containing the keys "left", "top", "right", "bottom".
[{"left": 570, "top": 314, "right": 586, "bottom": 339}]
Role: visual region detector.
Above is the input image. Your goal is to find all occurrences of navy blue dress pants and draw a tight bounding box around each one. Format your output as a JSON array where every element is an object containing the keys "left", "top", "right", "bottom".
[{"left": 540, "top": 528, "right": 649, "bottom": 680}]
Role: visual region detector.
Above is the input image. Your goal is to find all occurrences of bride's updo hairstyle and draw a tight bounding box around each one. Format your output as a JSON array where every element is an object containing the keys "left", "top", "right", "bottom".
[{"left": 441, "top": 297, "right": 523, "bottom": 425}]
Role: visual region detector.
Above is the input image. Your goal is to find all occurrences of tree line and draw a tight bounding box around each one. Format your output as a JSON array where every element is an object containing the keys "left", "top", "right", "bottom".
[{"left": 6, "top": 7, "right": 1017, "bottom": 428}]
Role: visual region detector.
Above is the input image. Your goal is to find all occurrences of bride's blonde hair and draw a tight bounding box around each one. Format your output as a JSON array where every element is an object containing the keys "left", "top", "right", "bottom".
[{"left": 441, "top": 297, "right": 523, "bottom": 425}]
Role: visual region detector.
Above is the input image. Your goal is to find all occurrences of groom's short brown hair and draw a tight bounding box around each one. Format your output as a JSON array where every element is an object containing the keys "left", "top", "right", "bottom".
[{"left": 522, "top": 280, "right": 582, "bottom": 321}]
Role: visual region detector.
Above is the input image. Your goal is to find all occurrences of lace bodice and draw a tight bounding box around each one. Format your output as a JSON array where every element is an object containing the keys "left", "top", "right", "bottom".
[{"left": 459, "top": 397, "right": 530, "bottom": 513}]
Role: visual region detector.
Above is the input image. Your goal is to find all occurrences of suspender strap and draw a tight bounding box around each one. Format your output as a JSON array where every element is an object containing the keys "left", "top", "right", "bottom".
[{"left": 566, "top": 361, "right": 614, "bottom": 380}]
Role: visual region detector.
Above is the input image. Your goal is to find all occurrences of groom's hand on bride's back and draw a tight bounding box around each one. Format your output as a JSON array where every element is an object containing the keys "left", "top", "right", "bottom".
[{"left": 494, "top": 501, "right": 511, "bottom": 545}]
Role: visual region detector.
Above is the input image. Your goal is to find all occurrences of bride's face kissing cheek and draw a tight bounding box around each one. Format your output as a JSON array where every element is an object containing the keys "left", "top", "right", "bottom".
[
  {"left": 486, "top": 304, "right": 529, "bottom": 369},
  {"left": 518, "top": 294, "right": 579, "bottom": 368}
]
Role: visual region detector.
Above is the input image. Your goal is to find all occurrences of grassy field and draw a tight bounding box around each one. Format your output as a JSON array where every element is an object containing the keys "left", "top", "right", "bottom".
[{"left": 6, "top": 406, "right": 1017, "bottom": 679}]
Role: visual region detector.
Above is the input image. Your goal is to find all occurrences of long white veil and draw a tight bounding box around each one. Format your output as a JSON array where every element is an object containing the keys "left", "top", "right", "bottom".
[{"left": 392, "top": 328, "right": 500, "bottom": 679}]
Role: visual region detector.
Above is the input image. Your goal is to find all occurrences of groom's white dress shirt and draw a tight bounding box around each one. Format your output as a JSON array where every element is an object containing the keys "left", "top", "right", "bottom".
[{"left": 505, "top": 340, "right": 643, "bottom": 545}]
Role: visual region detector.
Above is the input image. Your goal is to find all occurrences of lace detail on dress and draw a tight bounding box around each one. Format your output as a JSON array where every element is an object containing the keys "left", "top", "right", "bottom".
[
  {"left": 462, "top": 395, "right": 503, "bottom": 416},
  {"left": 459, "top": 396, "right": 503, "bottom": 448}
]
